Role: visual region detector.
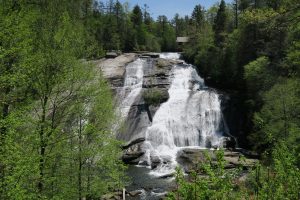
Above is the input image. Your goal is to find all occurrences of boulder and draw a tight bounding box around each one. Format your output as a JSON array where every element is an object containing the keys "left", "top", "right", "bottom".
[
  {"left": 122, "top": 137, "right": 145, "bottom": 150},
  {"left": 150, "top": 155, "right": 161, "bottom": 169},
  {"left": 222, "top": 137, "right": 237, "bottom": 149},
  {"left": 158, "top": 172, "right": 175, "bottom": 179},
  {"left": 121, "top": 138, "right": 146, "bottom": 164},
  {"left": 105, "top": 52, "right": 118, "bottom": 58},
  {"left": 122, "top": 151, "right": 145, "bottom": 164},
  {"left": 129, "top": 190, "right": 143, "bottom": 197},
  {"left": 177, "top": 149, "right": 215, "bottom": 173},
  {"left": 101, "top": 193, "right": 114, "bottom": 200},
  {"left": 101, "top": 191, "right": 123, "bottom": 200}
]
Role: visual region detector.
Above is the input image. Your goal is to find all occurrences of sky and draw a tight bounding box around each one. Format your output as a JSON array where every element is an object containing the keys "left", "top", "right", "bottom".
[{"left": 117, "top": 0, "right": 232, "bottom": 19}]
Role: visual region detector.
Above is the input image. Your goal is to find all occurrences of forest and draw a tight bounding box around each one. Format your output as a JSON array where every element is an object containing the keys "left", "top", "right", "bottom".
[{"left": 0, "top": 0, "right": 299, "bottom": 199}]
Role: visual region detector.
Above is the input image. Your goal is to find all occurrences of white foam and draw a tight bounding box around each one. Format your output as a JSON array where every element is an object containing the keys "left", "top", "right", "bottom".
[
  {"left": 159, "top": 52, "right": 181, "bottom": 60},
  {"left": 117, "top": 58, "right": 145, "bottom": 120}
]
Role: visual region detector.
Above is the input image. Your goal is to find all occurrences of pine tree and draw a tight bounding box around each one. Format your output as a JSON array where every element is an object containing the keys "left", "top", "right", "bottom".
[
  {"left": 213, "top": 0, "right": 227, "bottom": 47},
  {"left": 191, "top": 4, "right": 205, "bottom": 30}
]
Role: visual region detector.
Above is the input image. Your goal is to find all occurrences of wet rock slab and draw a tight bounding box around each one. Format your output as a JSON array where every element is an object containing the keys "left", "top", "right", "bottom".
[
  {"left": 95, "top": 53, "right": 137, "bottom": 87},
  {"left": 122, "top": 137, "right": 145, "bottom": 164}
]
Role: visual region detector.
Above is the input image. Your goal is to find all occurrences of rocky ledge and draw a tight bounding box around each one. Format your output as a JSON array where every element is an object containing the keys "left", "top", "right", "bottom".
[
  {"left": 177, "top": 148, "right": 259, "bottom": 173},
  {"left": 94, "top": 53, "right": 137, "bottom": 87},
  {"left": 121, "top": 137, "right": 259, "bottom": 174},
  {"left": 122, "top": 138, "right": 145, "bottom": 164}
]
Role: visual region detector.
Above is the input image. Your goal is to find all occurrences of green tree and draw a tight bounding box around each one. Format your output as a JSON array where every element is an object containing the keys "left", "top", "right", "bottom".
[
  {"left": 167, "top": 150, "right": 242, "bottom": 200},
  {"left": 213, "top": 0, "right": 227, "bottom": 47},
  {"left": 248, "top": 142, "right": 300, "bottom": 199},
  {"left": 131, "top": 5, "right": 143, "bottom": 28},
  {"left": 0, "top": 1, "right": 36, "bottom": 198},
  {"left": 191, "top": 5, "right": 205, "bottom": 30},
  {"left": 251, "top": 79, "right": 300, "bottom": 152}
]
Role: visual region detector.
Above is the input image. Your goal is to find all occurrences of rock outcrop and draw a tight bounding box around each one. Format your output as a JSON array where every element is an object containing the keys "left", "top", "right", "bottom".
[
  {"left": 122, "top": 138, "right": 145, "bottom": 164},
  {"left": 117, "top": 57, "right": 180, "bottom": 142},
  {"left": 95, "top": 53, "right": 137, "bottom": 87},
  {"left": 177, "top": 148, "right": 258, "bottom": 173}
]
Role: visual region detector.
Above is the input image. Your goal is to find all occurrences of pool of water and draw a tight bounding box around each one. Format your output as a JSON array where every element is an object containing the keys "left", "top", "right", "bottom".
[{"left": 126, "top": 165, "right": 176, "bottom": 200}]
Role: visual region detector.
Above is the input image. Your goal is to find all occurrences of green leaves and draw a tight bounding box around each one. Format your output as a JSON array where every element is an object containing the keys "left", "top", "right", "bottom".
[
  {"left": 168, "top": 150, "right": 241, "bottom": 200},
  {"left": 251, "top": 79, "right": 300, "bottom": 151},
  {"left": 248, "top": 143, "right": 300, "bottom": 200},
  {"left": 0, "top": 1, "right": 127, "bottom": 199}
]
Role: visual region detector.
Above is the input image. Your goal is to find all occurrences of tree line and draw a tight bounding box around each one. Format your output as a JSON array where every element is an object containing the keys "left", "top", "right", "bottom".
[
  {"left": 76, "top": 0, "right": 178, "bottom": 56},
  {"left": 170, "top": 0, "right": 300, "bottom": 199}
]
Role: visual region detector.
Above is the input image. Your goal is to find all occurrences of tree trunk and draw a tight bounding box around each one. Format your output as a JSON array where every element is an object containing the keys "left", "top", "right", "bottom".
[
  {"left": 78, "top": 116, "right": 83, "bottom": 200},
  {"left": 38, "top": 96, "right": 48, "bottom": 195}
]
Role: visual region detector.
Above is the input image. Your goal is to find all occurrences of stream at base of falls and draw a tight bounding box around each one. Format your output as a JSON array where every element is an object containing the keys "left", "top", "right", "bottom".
[{"left": 126, "top": 165, "right": 176, "bottom": 200}]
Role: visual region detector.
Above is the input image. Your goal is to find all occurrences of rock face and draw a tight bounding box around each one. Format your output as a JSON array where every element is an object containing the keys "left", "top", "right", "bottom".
[
  {"left": 220, "top": 91, "right": 249, "bottom": 148},
  {"left": 95, "top": 53, "right": 137, "bottom": 87},
  {"left": 122, "top": 138, "right": 145, "bottom": 164},
  {"left": 143, "top": 58, "right": 180, "bottom": 89},
  {"left": 117, "top": 57, "right": 180, "bottom": 142}
]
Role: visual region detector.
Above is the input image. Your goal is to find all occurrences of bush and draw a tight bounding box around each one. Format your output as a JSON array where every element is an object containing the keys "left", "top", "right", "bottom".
[{"left": 143, "top": 88, "right": 166, "bottom": 106}]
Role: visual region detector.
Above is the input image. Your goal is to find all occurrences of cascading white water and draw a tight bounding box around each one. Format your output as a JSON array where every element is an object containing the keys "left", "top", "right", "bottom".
[
  {"left": 118, "top": 58, "right": 145, "bottom": 120},
  {"left": 159, "top": 52, "right": 181, "bottom": 60},
  {"left": 141, "top": 53, "right": 223, "bottom": 176}
]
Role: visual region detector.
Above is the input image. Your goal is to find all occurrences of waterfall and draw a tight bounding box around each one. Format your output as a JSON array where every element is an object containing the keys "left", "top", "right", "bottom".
[
  {"left": 141, "top": 53, "right": 223, "bottom": 176},
  {"left": 159, "top": 52, "right": 181, "bottom": 60},
  {"left": 117, "top": 58, "right": 145, "bottom": 121}
]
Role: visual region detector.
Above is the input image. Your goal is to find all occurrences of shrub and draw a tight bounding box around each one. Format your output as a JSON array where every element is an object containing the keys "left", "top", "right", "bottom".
[{"left": 143, "top": 88, "right": 166, "bottom": 106}]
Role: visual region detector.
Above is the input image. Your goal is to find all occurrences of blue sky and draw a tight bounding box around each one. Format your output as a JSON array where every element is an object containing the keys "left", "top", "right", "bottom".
[{"left": 117, "top": 0, "right": 232, "bottom": 19}]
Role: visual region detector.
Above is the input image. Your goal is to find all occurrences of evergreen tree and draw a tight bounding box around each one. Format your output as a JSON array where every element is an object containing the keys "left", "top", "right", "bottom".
[
  {"left": 214, "top": 0, "right": 227, "bottom": 47},
  {"left": 131, "top": 5, "right": 143, "bottom": 28},
  {"left": 191, "top": 4, "right": 205, "bottom": 30}
]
